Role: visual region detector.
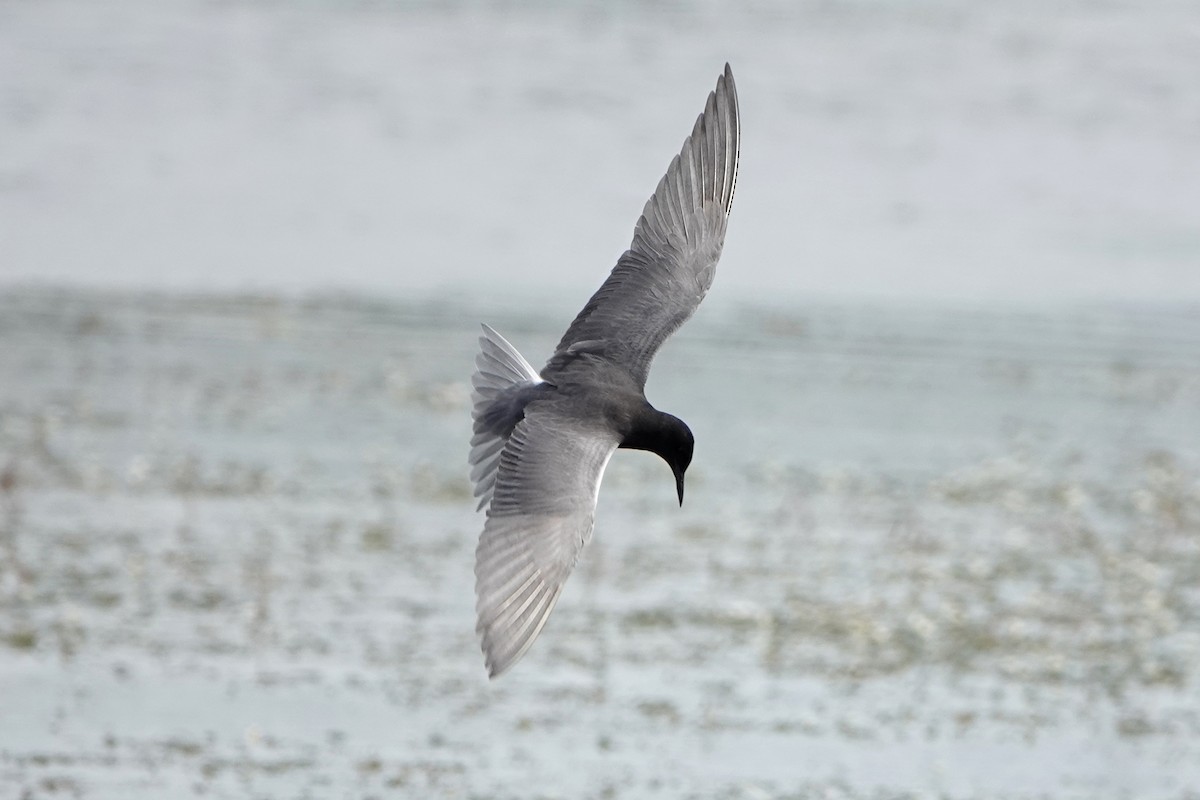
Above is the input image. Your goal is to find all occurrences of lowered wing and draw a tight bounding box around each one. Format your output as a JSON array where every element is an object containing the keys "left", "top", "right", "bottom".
[{"left": 474, "top": 411, "right": 618, "bottom": 677}]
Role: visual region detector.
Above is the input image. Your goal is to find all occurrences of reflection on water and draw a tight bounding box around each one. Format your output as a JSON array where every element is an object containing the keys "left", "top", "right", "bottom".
[{"left": 1, "top": 288, "right": 1198, "bottom": 798}]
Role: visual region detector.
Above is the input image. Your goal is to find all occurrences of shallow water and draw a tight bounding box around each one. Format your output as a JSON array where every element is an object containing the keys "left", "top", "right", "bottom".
[{"left": 1, "top": 288, "right": 1198, "bottom": 798}]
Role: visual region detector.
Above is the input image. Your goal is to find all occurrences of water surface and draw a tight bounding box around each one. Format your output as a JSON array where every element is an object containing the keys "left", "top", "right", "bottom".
[{"left": 1, "top": 288, "right": 1197, "bottom": 798}]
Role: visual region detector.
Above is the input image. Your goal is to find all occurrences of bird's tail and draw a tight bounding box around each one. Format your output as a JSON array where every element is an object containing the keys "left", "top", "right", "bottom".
[{"left": 468, "top": 324, "right": 541, "bottom": 510}]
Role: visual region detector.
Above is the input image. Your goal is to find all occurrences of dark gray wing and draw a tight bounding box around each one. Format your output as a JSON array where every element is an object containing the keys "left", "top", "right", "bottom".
[
  {"left": 545, "top": 64, "right": 740, "bottom": 387},
  {"left": 474, "top": 412, "right": 618, "bottom": 678}
]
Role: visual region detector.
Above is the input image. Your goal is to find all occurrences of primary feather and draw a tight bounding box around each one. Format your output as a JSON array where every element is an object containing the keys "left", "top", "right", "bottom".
[
  {"left": 474, "top": 417, "right": 617, "bottom": 677},
  {"left": 545, "top": 64, "right": 740, "bottom": 387}
]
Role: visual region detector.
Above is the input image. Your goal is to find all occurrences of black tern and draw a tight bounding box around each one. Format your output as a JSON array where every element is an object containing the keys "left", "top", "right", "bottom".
[{"left": 469, "top": 64, "right": 740, "bottom": 677}]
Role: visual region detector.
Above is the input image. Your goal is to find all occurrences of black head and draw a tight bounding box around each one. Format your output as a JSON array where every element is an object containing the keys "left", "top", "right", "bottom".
[
  {"left": 620, "top": 409, "right": 695, "bottom": 505},
  {"left": 657, "top": 412, "right": 696, "bottom": 506}
]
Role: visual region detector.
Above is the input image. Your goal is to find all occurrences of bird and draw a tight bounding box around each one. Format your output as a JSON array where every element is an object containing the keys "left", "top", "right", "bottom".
[{"left": 468, "top": 64, "right": 740, "bottom": 678}]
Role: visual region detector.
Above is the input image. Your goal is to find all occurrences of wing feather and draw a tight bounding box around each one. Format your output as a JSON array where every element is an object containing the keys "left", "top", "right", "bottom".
[
  {"left": 545, "top": 64, "right": 740, "bottom": 387},
  {"left": 474, "top": 414, "right": 617, "bottom": 677}
]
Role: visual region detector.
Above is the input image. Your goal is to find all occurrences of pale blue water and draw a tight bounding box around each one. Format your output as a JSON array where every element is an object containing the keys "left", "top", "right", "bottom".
[{"left": 0, "top": 288, "right": 1197, "bottom": 798}]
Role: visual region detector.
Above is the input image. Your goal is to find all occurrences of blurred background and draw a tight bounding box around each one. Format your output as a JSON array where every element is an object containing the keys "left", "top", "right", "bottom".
[{"left": 2, "top": 1, "right": 1199, "bottom": 798}]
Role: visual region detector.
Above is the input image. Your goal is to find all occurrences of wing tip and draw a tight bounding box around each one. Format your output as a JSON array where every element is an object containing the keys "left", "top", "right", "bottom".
[
  {"left": 714, "top": 62, "right": 740, "bottom": 217},
  {"left": 687, "top": 64, "right": 741, "bottom": 213},
  {"left": 485, "top": 650, "right": 527, "bottom": 679},
  {"left": 484, "top": 647, "right": 514, "bottom": 679},
  {"left": 633, "top": 63, "right": 741, "bottom": 241},
  {"left": 478, "top": 588, "right": 561, "bottom": 679}
]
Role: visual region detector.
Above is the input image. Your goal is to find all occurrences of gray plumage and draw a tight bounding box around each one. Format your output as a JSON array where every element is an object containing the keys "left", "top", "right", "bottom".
[
  {"left": 545, "top": 64, "right": 740, "bottom": 387},
  {"left": 469, "top": 64, "right": 741, "bottom": 678}
]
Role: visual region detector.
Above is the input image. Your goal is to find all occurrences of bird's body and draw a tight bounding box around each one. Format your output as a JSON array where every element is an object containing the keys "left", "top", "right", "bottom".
[{"left": 469, "top": 65, "right": 741, "bottom": 677}]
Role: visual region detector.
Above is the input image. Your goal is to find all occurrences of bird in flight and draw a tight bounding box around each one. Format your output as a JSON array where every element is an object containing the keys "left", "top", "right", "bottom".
[{"left": 468, "top": 64, "right": 740, "bottom": 678}]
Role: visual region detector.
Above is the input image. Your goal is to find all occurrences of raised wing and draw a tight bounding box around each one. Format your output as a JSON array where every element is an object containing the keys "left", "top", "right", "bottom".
[
  {"left": 474, "top": 412, "right": 617, "bottom": 677},
  {"left": 545, "top": 64, "right": 740, "bottom": 387}
]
